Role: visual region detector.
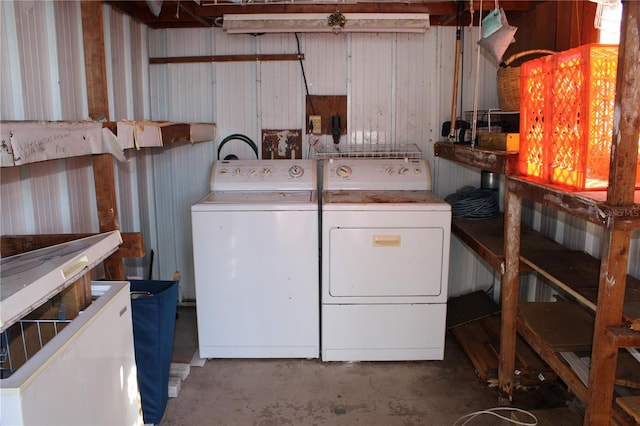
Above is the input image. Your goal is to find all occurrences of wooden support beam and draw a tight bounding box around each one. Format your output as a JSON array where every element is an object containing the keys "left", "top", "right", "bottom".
[
  {"left": 80, "top": 1, "right": 109, "bottom": 121},
  {"left": 584, "top": 2, "right": 640, "bottom": 424},
  {"left": 81, "top": 2, "right": 132, "bottom": 281},
  {"left": 498, "top": 190, "right": 522, "bottom": 404},
  {"left": 606, "top": 327, "right": 640, "bottom": 348},
  {"left": 92, "top": 154, "right": 125, "bottom": 280},
  {"left": 150, "top": 54, "right": 304, "bottom": 64},
  {"left": 1, "top": 232, "right": 144, "bottom": 259}
]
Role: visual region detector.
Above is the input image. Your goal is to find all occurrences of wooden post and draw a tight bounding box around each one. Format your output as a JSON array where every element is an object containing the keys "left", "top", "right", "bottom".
[
  {"left": 585, "top": 1, "right": 640, "bottom": 424},
  {"left": 80, "top": 1, "right": 126, "bottom": 280},
  {"left": 499, "top": 186, "right": 522, "bottom": 403},
  {"left": 92, "top": 154, "right": 125, "bottom": 280},
  {"left": 80, "top": 1, "right": 109, "bottom": 121}
]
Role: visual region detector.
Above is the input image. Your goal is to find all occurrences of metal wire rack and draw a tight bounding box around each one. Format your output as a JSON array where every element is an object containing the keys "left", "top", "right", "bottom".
[
  {"left": 1, "top": 319, "right": 71, "bottom": 379},
  {"left": 314, "top": 143, "right": 422, "bottom": 159}
]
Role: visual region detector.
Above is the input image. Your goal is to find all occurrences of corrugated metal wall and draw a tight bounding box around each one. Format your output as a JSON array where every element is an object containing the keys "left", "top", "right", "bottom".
[{"left": 2, "top": 1, "right": 638, "bottom": 304}]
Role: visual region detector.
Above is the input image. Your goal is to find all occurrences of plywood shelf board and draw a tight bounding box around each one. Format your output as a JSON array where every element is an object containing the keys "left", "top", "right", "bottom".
[
  {"left": 520, "top": 243, "right": 640, "bottom": 327},
  {"left": 434, "top": 142, "right": 519, "bottom": 175},
  {"left": 507, "top": 175, "right": 640, "bottom": 230},
  {"left": 617, "top": 396, "right": 640, "bottom": 423},
  {"left": 517, "top": 312, "right": 589, "bottom": 403},
  {"left": 518, "top": 302, "right": 595, "bottom": 352}
]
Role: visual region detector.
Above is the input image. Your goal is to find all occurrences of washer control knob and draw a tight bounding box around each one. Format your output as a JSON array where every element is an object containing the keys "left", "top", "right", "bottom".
[
  {"left": 414, "top": 167, "right": 422, "bottom": 174},
  {"left": 249, "top": 168, "right": 257, "bottom": 175},
  {"left": 289, "top": 165, "right": 304, "bottom": 178},
  {"left": 384, "top": 167, "right": 394, "bottom": 175},
  {"left": 398, "top": 167, "right": 408, "bottom": 175},
  {"left": 263, "top": 168, "right": 272, "bottom": 175},
  {"left": 219, "top": 168, "right": 228, "bottom": 175},
  {"left": 336, "top": 165, "right": 352, "bottom": 178},
  {"left": 235, "top": 168, "right": 242, "bottom": 175}
]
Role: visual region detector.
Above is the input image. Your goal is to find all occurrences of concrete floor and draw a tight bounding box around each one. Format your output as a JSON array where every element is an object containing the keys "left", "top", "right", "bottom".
[{"left": 160, "top": 307, "right": 510, "bottom": 426}]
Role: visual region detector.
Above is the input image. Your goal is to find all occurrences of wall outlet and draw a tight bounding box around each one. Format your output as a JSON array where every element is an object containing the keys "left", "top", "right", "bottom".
[{"left": 308, "top": 115, "right": 321, "bottom": 135}]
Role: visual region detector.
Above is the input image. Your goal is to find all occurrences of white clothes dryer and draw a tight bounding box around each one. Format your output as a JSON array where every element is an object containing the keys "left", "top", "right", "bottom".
[
  {"left": 321, "top": 158, "right": 451, "bottom": 361},
  {"left": 191, "top": 159, "right": 319, "bottom": 358}
]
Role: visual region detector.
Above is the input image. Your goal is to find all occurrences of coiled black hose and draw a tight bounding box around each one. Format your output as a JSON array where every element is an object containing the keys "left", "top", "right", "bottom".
[
  {"left": 217, "top": 134, "right": 259, "bottom": 160},
  {"left": 445, "top": 188, "right": 499, "bottom": 220}
]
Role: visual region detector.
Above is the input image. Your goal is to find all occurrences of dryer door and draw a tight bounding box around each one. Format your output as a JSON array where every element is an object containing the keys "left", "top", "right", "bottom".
[{"left": 328, "top": 226, "right": 444, "bottom": 298}]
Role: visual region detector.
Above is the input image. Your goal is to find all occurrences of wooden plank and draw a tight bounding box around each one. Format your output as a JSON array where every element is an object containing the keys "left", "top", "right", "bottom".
[
  {"left": 607, "top": 327, "right": 640, "bottom": 347},
  {"left": 80, "top": 1, "right": 108, "bottom": 121},
  {"left": 517, "top": 313, "right": 589, "bottom": 403},
  {"left": 520, "top": 239, "right": 640, "bottom": 328},
  {"left": 434, "top": 142, "right": 519, "bottom": 175},
  {"left": 450, "top": 321, "right": 498, "bottom": 382},
  {"left": 305, "top": 96, "right": 347, "bottom": 136},
  {"left": 150, "top": 54, "right": 304, "bottom": 64},
  {"left": 482, "top": 315, "right": 558, "bottom": 385},
  {"left": 446, "top": 290, "right": 500, "bottom": 329},
  {"left": 587, "top": 227, "right": 632, "bottom": 425},
  {"left": 606, "top": 0, "right": 640, "bottom": 207},
  {"left": 616, "top": 350, "right": 640, "bottom": 390},
  {"left": 499, "top": 190, "right": 521, "bottom": 403},
  {"left": 506, "top": 176, "right": 640, "bottom": 230},
  {"left": 452, "top": 216, "right": 506, "bottom": 273},
  {"left": 452, "top": 214, "right": 543, "bottom": 273},
  {"left": 518, "top": 302, "right": 594, "bottom": 352},
  {"left": 92, "top": 154, "right": 124, "bottom": 280},
  {"left": 1, "top": 232, "right": 144, "bottom": 259},
  {"left": 616, "top": 397, "right": 640, "bottom": 424}
]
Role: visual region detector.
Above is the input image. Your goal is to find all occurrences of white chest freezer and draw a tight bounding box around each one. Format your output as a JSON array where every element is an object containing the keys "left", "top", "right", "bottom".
[{"left": 0, "top": 231, "right": 143, "bottom": 426}]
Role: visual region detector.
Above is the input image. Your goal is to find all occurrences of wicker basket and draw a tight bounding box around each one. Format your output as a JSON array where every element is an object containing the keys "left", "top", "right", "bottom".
[{"left": 497, "top": 49, "right": 555, "bottom": 112}]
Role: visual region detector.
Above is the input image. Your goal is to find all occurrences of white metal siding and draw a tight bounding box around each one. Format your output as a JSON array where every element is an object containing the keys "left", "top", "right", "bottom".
[{"left": 2, "top": 1, "right": 639, "bottom": 304}]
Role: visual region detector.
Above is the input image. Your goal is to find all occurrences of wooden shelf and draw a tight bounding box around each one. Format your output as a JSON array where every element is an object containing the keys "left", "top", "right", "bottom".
[
  {"left": 516, "top": 304, "right": 638, "bottom": 425},
  {"left": 451, "top": 216, "right": 507, "bottom": 273},
  {"left": 452, "top": 215, "right": 545, "bottom": 273},
  {"left": 434, "top": 142, "right": 519, "bottom": 175},
  {"left": 519, "top": 235, "right": 640, "bottom": 330},
  {"left": 516, "top": 304, "right": 589, "bottom": 402},
  {"left": 507, "top": 175, "right": 640, "bottom": 230}
]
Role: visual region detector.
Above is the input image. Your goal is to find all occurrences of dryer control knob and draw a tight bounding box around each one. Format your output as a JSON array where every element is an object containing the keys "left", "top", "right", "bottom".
[
  {"left": 336, "top": 165, "right": 352, "bottom": 178},
  {"left": 414, "top": 167, "right": 422, "bottom": 174},
  {"left": 289, "top": 165, "right": 304, "bottom": 178},
  {"left": 399, "top": 167, "right": 408, "bottom": 175}
]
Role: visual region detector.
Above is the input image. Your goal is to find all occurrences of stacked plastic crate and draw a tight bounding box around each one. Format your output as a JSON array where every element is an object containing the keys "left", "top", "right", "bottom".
[{"left": 519, "top": 44, "right": 638, "bottom": 190}]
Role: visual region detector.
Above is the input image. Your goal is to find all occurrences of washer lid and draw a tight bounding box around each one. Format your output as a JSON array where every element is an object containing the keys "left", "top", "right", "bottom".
[{"left": 200, "top": 190, "right": 315, "bottom": 204}]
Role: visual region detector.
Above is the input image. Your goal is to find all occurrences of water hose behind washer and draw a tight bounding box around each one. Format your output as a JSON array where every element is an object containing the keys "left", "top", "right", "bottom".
[{"left": 217, "top": 134, "right": 259, "bottom": 160}]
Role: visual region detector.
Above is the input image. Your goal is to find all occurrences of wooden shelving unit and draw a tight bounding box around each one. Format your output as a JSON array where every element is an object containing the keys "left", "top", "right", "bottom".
[
  {"left": 435, "top": 6, "right": 640, "bottom": 420},
  {"left": 434, "top": 142, "right": 519, "bottom": 175},
  {"left": 499, "top": 5, "right": 640, "bottom": 424},
  {"left": 501, "top": 176, "right": 640, "bottom": 425}
]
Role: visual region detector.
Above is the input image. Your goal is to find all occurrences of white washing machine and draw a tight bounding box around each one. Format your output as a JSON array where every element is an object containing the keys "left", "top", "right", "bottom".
[
  {"left": 191, "top": 159, "right": 319, "bottom": 358},
  {"left": 321, "top": 158, "right": 451, "bottom": 361}
]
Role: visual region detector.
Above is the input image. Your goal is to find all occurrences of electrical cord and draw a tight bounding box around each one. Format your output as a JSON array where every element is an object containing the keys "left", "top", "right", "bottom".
[
  {"left": 445, "top": 187, "right": 499, "bottom": 219},
  {"left": 453, "top": 407, "right": 538, "bottom": 426}
]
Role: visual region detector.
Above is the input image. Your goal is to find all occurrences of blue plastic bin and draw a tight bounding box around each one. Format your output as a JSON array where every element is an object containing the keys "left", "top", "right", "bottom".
[{"left": 130, "top": 279, "right": 179, "bottom": 425}]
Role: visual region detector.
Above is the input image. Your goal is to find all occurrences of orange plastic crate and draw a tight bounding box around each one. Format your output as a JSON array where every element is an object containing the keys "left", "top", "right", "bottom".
[
  {"left": 519, "top": 55, "right": 549, "bottom": 180},
  {"left": 519, "top": 44, "right": 639, "bottom": 190}
]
